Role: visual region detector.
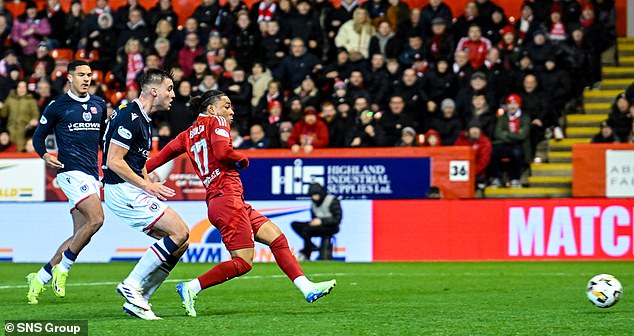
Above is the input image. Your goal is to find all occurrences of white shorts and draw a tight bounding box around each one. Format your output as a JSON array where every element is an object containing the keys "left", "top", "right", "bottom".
[
  {"left": 104, "top": 182, "right": 168, "bottom": 234},
  {"left": 57, "top": 171, "right": 101, "bottom": 211}
]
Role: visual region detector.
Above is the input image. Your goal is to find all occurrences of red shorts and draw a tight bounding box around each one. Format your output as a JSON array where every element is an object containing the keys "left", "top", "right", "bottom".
[{"left": 207, "top": 194, "right": 269, "bottom": 251}]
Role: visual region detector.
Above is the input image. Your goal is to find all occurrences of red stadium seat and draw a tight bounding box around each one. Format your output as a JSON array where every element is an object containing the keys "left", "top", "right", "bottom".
[
  {"left": 75, "top": 49, "right": 89, "bottom": 61},
  {"left": 109, "top": 91, "right": 125, "bottom": 105},
  {"left": 91, "top": 70, "right": 104, "bottom": 84},
  {"left": 50, "top": 48, "right": 73, "bottom": 62}
]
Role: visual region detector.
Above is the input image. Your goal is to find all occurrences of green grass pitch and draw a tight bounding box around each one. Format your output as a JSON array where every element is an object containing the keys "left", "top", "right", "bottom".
[{"left": 0, "top": 261, "right": 632, "bottom": 335}]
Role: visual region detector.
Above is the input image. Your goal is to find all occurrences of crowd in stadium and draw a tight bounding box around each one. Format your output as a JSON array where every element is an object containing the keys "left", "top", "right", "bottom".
[{"left": 0, "top": 0, "right": 629, "bottom": 187}]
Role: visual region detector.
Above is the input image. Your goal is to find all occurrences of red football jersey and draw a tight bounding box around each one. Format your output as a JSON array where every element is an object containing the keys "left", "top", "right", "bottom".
[{"left": 146, "top": 114, "right": 248, "bottom": 197}]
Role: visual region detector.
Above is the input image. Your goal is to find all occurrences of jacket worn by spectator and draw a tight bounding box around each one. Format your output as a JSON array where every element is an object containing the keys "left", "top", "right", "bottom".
[{"left": 0, "top": 89, "right": 39, "bottom": 151}]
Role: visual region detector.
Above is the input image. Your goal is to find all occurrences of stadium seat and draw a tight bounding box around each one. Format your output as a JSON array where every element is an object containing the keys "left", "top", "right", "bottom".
[
  {"left": 91, "top": 70, "right": 104, "bottom": 84},
  {"left": 108, "top": 91, "right": 125, "bottom": 105},
  {"left": 50, "top": 48, "right": 73, "bottom": 62},
  {"left": 74, "top": 49, "right": 89, "bottom": 61}
]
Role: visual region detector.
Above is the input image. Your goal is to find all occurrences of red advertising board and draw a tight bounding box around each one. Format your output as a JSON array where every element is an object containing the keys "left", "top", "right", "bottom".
[
  {"left": 373, "top": 198, "right": 634, "bottom": 261},
  {"left": 572, "top": 143, "right": 634, "bottom": 197}
]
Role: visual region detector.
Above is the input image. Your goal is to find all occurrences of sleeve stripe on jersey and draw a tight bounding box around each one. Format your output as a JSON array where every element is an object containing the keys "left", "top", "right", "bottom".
[
  {"left": 110, "top": 139, "right": 130, "bottom": 151},
  {"left": 214, "top": 115, "right": 227, "bottom": 127}
]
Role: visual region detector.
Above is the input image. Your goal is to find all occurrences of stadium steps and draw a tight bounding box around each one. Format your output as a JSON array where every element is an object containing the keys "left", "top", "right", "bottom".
[
  {"left": 603, "top": 66, "right": 634, "bottom": 79},
  {"left": 548, "top": 138, "right": 590, "bottom": 152},
  {"left": 566, "top": 127, "right": 596, "bottom": 138},
  {"left": 530, "top": 163, "right": 572, "bottom": 177},
  {"left": 583, "top": 89, "right": 622, "bottom": 103},
  {"left": 527, "top": 176, "right": 572, "bottom": 188},
  {"left": 567, "top": 114, "right": 606, "bottom": 127},
  {"left": 547, "top": 151, "right": 571, "bottom": 163},
  {"left": 484, "top": 187, "right": 571, "bottom": 198},
  {"left": 583, "top": 102, "right": 611, "bottom": 114},
  {"left": 600, "top": 78, "right": 633, "bottom": 90}
]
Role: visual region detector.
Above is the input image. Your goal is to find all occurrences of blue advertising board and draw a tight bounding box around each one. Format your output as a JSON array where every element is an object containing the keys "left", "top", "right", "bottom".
[{"left": 240, "top": 157, "right": 431, "bottom": 200}]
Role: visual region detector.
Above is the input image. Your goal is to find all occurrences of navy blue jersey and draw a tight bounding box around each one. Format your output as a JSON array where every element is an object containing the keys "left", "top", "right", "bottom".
[
  {"left": 102, "top": 99, "right": 153, "bottom": 185},
  {"left": 33, "top": 91, "right": 107, "bottom": 179}
]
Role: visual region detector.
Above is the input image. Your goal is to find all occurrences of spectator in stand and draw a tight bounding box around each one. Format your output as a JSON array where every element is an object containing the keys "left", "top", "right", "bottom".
[
  {"left": 85, "top": 12, "right": 117, "bottom": 71},
  {"left": 452, "top": 50, "right": 473, "bottom": 89},
  {"left": 455, "top": 71, "right": 496, "bottom": 126},
  {"left": 293, "top": 75, "right": 321, "bottom": 108},
  {"left": 227, "top": 11, "right": 260, "bottom": 70},
  {"left": 454, "top": 121, "right": 492, "bottom": 187},
  {"left": 594, "top": 0, "right": 617, "bottom": 65},
  {"left": 249, "top": 0, "right": 279, "bottom": 23},
  {"left": 421, "top": 129, "right": 441, "bottom": 146},
  {"left": 347, "top": 109, "right": 385, "bottom": 147},
  {"left": 34, "top": 80, "right": 53, "bottom": 113},
  {"left": 113, "top": 38, "right": 144, "bottom": 88},
  {"left": 216, "top": 0, "right": 249, "bottom": 38},
  {"left": 275, "top": 38, "right": 322, "bottom": 89},
  {"left": 398, "top": 33, "right": 425, "bottom": 68},
  {"left": 515, "top": 2, "right": 538, "bottom": 46},
  {"left": 525, "top": 29, "right": 557, "bottom": 74},
  {"left": 321, "top": 101, "right": 346, "bottom": 148},
  {"left": 483, "top": 47, "right": 514, "bottom": 102},
  {"left": 346, "top": 70, "right": 370, "bottom": 102},
  {"left": 189, "top": 56, "right": 211, "bottom": 90},
  {"left": 606, "top": 93, "right": 633, "bottom": 142},
  {"left": 116, "top": 7, "right": 150, "bottom": 48},
  {"left": 324, "top": 48, "right": 357, "bottom": 81},
  {"left": 396, "top": 7, "right": 419, "bottom": 44},
  {"left": 489, "top": 94, "right": 531, "bottom": 188},
  {"left": 466, "top": 93, "right": 495, "bottom": 138},
  {"left": 196, "top": 71, "right": 219, "bottom": 95},
  {"left": 147, "top": 0, "right": 179, "bottom": 31},
  {"left": 255, "top": 80, "right": 282, "bottom": 122},
  {"left": 10, "top": 1, "right": 51, "bottom": 57},
  {"left": 286, "top": 0, "right": 323, "bottom": 58},
  {"left": 288, "top": 106, "right": 329, "bottom": 153},
  {"left": 286, "top": 96, "right": 305, "bottom": 123},
  {"left": 230, "top": 123, "right": 244, "bottom": 148},
  {"left": 40, "top": 0, "right": 64, "bottom": 49},
  {"left": 519, "top": 73, "right": 550, "bottom": 162},
  {"left": 0, "top": 130, "right": 16, "bottom": 152},
  {"left": 248, "top": 62, "right": 272, "bottom": 110},
  {"left": 396, "top": 126, "right": 418, "bottom": 146},
  {"left": 152, "top": 18, "right": 181, "bottom": 55},
  {"left": 167, "top": 80, "right": 197, "bottom": 135},
  {"left": 456, "top": 25, "right": 491, "bottom": 70},
  {"left": 192, "top": 0, "right": 220, "bottom": 32},
  {"left": 425, "top": 17, "right": 454, "bottom": 65},
  {"left": 591, "top": 120, "right": 620, "bottom": 143},
  {"left": 369, "top": 20, "right": 401, "bottom": 60},
  {"left": 579, "top": 2, "right": 607, "bottom": 88},
  {"left": 453, "top": 1, "right": 484, "bottom": 39},
  {"left": 365, "top": 54, "right": 390, "bottom": 111},
  {"left": 429, "top": 98, "right": 462, "bottom": 146},
  {"left": 239, "top": 124, "right": 270, "bottom": 149},
  {"left": 277, "top": 121, "right": 293, "bottom": 148},
  {"left": 386, "top": 0, "right": 410, "bottom": 36},
  {"left": 423, "top": 58, "right": 457, "bottom": 113},
  {"left": 539, "top": 58, "right": 569, "bottom": 140},
  {"left": 114, "top": 0, "right": 147, "bottom": 33},
  {"left": 483, "top": 7, "right": 507, "bottom": 45},
  {"left": 547, "top": 3, "right": 567, "bottom": 45},
  {"left": 179, "top": 32, "right": 204, "bottom": 78},
  {"left": 0, "top": 16, "right": 10, "bottom": 58},
  {"left": 25, "top": 41, "right": 54, "bottom": 78},
  {"left": 203, "top": 33, "right": 227, "bottom": 75},
  {"left": 419, "top": 0, "right": 453, "bottom": 39},
  {"left": 561, "top": 24, "right": 594, "bottom": 109},
  {"left": 380, "top": 95, "right": 416, "bottom": 146},
  {"left": 222, "top": 67, "right": 253, "bottom": 135},
  {"left": 497, "top": 25, "right": 521, "bottom": 71},
  {"left": 260, "top": 20, "right": 286, "bottom": 72},
  {"left": 335, "top": 8, "right": 375, "bottom": 61},
  {"left": 0, "top": 81, "right": 39, "bottom": 152},
  {"left": 261, "top": 100, "right": 284, "bottom": 147}
]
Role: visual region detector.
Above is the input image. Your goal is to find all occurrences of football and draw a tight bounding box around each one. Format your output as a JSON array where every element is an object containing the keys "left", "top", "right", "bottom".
[{"left": 586, "top": 274, "right": 623, "bottom": 308}]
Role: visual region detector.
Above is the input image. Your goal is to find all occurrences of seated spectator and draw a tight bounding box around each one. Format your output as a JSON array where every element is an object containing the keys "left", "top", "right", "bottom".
[
  {"left": 455, "top": 25, "right": 491, "bottom": 70},
  {"left": 291, "top": 182, "right": 342, "bottom": 261},
  {"left": 488, "top": 94, "right": 531, "bottom": 188},
  {"left": 454, "top": 121, "right": 492, "bottom": 187},
  {"left": 398, "top": 33, "right": 426, "bottom": 67},
  {"left": 230, "top": 123, "right": 244, "bottom": 149},
  {"left": 240, "top": 124, "right": 270, "bottom": 149},
  {"left": 261, "top": 100, "right": 284, "bottom": 147},
  {"left": 156, "top": 123, "right": 172, "bottom": 150},
  {"left": 321, "top": 101, "right": 346, "bottom": 148},
  {"left": 255, "top": 80, "right": 282, "bottom": 122},
  {"left": 396, "top": 126, "right": 418, "bottom": 147},
  {"left": 288, "top": 106, "right": 329, "bottom": 153},
  {"left": 277, "top": 121, "right": 293, "bottom": 148},
  {"left": 466, "top": 93, "right": 495, "bottom": 138},
  {"left": 369, "top": 20, "right": 401, "bottom": 59},
  {"left": 606, "top": 93, "right": 632, "bottom": 143},
  {"left": 293, "top": 75, "right": 320, "bottom": 108},
  {"left": 591, "top": 120, "right": 620, "bottom": 143},
  {"left": 425, "top": 17, "right": 454, "bottom": 64},
  {"left": 421, "top": 129, "right": 441, "bottom": 146},
  {"left": 347, "top": 109, "right": 385, "bottom": 147},
  {"left": 0, "top": 81, "right": 39, "bottom": 152},
  {"left": 429, "top": 98, "right": 462, "bottom": 145},
  {"left": 0, "top": 130, "right": 16, "bottom": 152},
  {"left": 274, "top": 38, "right": 321, "bottom": 89},
  {"left": 248, "top": 62, "right": 272, "bottom": 109},
  {"left": 10, "top": 1, "right": 51, "bottom": 57},
  {"left": 380, "top": 95, "right": 416, "bottom": 146},
  {"left": 423, "top": 59, "right": 457, "bottom": 112},
  {"left": 335, "top": 8, "right": 375, "bottom": 61}
]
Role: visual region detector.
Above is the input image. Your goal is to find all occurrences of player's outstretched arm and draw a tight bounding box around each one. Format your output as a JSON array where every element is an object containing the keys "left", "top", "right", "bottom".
[
  {"left": 146, "top": 133, "right": 186, "bottom": 173},
  {"left": 211, "top": 132, "right": 249, "bottom": 169},
  {"left": 106, "top": 143, "right": 175, "bottom": 200}
]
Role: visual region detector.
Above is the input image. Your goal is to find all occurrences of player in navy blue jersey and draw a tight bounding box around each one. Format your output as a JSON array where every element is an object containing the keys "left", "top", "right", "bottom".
[
  {"left": 26, "top": 60, "right": 107, "bottom": 304},
  {"left": 102, "top": 69, "right": 189, "bottom": 320}
]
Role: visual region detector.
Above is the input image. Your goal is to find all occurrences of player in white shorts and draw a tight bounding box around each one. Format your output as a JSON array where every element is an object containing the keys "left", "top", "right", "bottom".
[{"left": 27, "top": 60, "right": 107, "bottom": 304}]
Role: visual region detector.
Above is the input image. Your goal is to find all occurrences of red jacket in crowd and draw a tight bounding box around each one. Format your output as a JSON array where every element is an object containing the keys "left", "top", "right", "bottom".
[{"left": 454, "top": 130, "right": 492, "bottom": 177}]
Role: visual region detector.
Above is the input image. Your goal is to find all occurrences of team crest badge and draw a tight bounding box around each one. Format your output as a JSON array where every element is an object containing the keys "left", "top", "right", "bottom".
[
  {"left": 82, "top": 111, "right": 92, "bottom": 121},
  {"left": 149, "top": 202, "right": 159, "bottom": 212},
  {"left": 80, "top": 184, "right": 88, "bottom": 192}
]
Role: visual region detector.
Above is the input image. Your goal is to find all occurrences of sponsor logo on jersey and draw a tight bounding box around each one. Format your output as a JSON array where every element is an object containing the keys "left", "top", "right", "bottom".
[
  {"left": 215, "top": 128, "right": 229, "bottom": 138},
  {"left": 67, "top": 122, "right": 100, "bottom": 132},
  {"left": 39, "top": 115, "right": 47, "bottom": 124},
  {"left": 82, "top": 111, "right": 92, "bottom": 121},
  {"left": 203, "top": 168, "right": 221, "bottom": 187},
  {"left": 117, "top": 126, "right": 132, "bottom": 139},
  {"left": 90, "top": 106, "right": 98, "bottom": 114}
]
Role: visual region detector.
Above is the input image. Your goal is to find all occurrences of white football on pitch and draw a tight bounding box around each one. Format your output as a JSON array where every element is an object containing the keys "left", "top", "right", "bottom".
[{"left": 586, "top": 274, "right": 623, "bottom": 308}]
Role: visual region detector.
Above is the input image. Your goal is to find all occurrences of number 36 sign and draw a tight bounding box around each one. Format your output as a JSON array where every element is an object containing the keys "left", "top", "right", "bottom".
[{"left": 449, "top": 160, "right": 469, "bottom": 182}]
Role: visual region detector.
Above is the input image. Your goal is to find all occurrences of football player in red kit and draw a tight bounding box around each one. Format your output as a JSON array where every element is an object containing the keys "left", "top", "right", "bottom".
[{"left": 145, "top": 89, "right": 336, "bottom": 317}]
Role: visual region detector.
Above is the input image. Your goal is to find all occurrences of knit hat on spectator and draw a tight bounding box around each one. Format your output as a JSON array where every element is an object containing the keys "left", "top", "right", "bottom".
[
  {"left": 334, "top": 79, "right": 347, "bottom": 90},
  {"left": 441, "top": 98, "right": 455, "bottom": 110},
  {"left": 25, "top": 1, "right": 37, "bottom": 10},
  {"left": 532, "top": 29, "right": 546, "bottom": 38},
  {"left": 471, "top": 71, "right": 487, "bottom": 81},
  {"left": 550, "top": 2, "right": 563, "bottom": 14},
  {"left": 304, "top": 106, "right": 318, "bottom": 116},
  {"left": 467, "top": 120, "right": 482, "bottom": 129},
  {"left": 402, "top": 126, "right": 416, "bottom": 136},
  {"left": 506, "top": 94, "right": 522, "bottom": 106},
  {"left": 268, "top": 100, "right": 282, "bottom": 111},
  {"left": 431, "top": 17, "right": 446, "bottom": 26},
  {"left": 501, "top": 25, "right": 515, "bottom": 36},
  {"left": 581, "top": 1, "right": 593, "bottom": 12},
  {"left": 279, "top": 121, "right": 293, "bottom": 133}
]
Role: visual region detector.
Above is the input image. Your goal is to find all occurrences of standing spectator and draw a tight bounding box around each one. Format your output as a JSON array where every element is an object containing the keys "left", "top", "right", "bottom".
[
  {"left": 335, "top": 8, "right": 375, "bottom": 61},
  {"left": 192, "top": 0, "right": 220, "bottom": 32},
  {"left": 606, "top": 93, "right": 632, "bottom": 142},
  {"left": 561, "top": 24, "right": 594, "bottom": 108},
  {"left": 287, "top": 0, "right": 323, "bottom": 58},
  {"left": 453, "top": 1, "right": 484, "bottom": 39},
  {"left": 369, "top": 20, "right": 400, "bottom": 59},
  {"left": 592, "top": 0, "right": 616, "bottom": 65},
  {"left": 591, "top": 120, "right": 620, "bottom": 143},
  {"left": 288, "top": 107, "right": 329, "bottom": 153},
  {"left": 579, "top": 2, "right": 606, "bottom": 87},
  {"left": 41, "top": 0, "right": 65, "bottom": 49},
  {"left": 10, "top": 1, "right": 51, "bottom": 57},
  {"left": 392, "top": 68, "right": 426, "bottom": 130},
  {"left": 260, "top": 20, "right": 287, "bottom": 71},
  {"left": 222, "top": 68, "right": 253, "bottom": 135},
  {"left": 365, "top": 53, "right": 391, "bottom": 110},
  {"left": 248, "top": 62, "right": 273, "bottom": 110},
  {"left": 454, "top": 121, "right": 492, "bottom": 187},
  {"left": 429, "top": 98, "right": 463, "bottom": 145},
  {"left": 380, "top": 95, "right": 416, "bottom": 146},
  {"left": 455, "top": 25, "right": 491, "bottom": 70},
  {"left": 539, "top": 58, "right": 569, "bottom": 140},
  {"left": 347, "top": 109, "right": 385, "bottom": 147},
  {"left": 425, "top": 17, "right": 455, "bottom": 64},
  {"left": 274, "top": 38, "right": 322, "bottom": 89},
  {"left": 321, "top": 101, "right": 346, "bottom": 147},
  {"left": 489, "top": 94, "right": 531, "bottom": 188},
  {"left": 0, "top": 81, "right": 39, "bottom": 152},
  {"left": 147, "top": 0, "right": 178, "bottom": 31},
  {"left": 116, "top": 7, "right": 150, "bottom": 48},
  {"left": 178, "top": 32, "right": 204, "bottom": 78},
  {"left": 227, "top": 12, "right": 260, "bottom": 69},
  {"left": 291, "top": 182, "right": 342, "bottom": 261},
  {"left": 419, "top": 0, "right": 453, "bottom": 39}
]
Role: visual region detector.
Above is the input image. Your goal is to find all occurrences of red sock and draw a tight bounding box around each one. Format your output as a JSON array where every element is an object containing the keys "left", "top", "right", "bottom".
[
  {"left": 269, "top": 235, "right": 304, "bottom": 281},
  {"left": 198, "top": 257, "right": 252, "bottom": 290}
]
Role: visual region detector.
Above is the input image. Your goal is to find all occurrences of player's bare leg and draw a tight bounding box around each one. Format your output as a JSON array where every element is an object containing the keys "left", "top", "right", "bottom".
[{"left": 256, "top": 220, "right": 336, "bottom": 303}]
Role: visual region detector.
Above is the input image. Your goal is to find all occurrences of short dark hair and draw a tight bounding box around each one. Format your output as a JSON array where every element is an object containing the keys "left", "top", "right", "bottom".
[
  {"left": 189, "top": 89, "right": 226, "bottom": 116},
  {"left": 67, "top": 60, "right": 90, "bottom": 73},
  {"left": 140, "top": 68, "right": 174, "bottom": 91}
]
